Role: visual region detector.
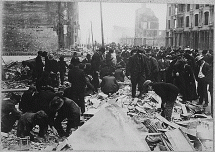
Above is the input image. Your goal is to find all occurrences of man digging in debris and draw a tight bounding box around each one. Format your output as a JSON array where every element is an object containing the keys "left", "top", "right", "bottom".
[
  {"left": 17, "top": 110, "right": 48, "bottom": 141},
  {"left": 49, "top": 95, "right": 81, "bottom": 137},
  {"left": 143, "top": 80, "right": 179, "bottom": 121},
  {"left": 1, "top": 93, "right": 22, "bottom": 133}
]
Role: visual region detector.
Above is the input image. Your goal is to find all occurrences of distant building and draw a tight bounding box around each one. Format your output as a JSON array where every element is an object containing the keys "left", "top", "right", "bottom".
[
  {"left": 112, "top": 26, "right": 134, "bottom": 45},
  {"left": 2, "top": 1, "right": 80, "bottom": 53},
  {"left": 165, "top": 4, "right": 214, "bottom": 50},
  {"left": 135, "top": 4, "right": 164, "bottom": 47},
  {"left": 120, "top": 38, "right": 134, "bottom": 46}
]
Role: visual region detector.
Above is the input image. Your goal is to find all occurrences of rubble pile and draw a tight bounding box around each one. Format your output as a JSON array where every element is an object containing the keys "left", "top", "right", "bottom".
[
  {"left": 1, "top": 121, "right": 71, "bottom": 151},
  {"left": 81, "top": 82, "right": 213, "bottom": 151},
  {"left": 1, "top": 75, "right": 213, "bottom": 151}
]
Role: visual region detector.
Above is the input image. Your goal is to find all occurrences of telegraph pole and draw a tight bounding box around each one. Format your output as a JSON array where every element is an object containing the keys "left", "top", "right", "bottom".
[
  {"left": 58, "top": 2, "right": 64, "bottom": 50},
  {"left": 100, "top": 2, "right": 104, "bottom": 47},
  {"left": 91, "top": 21, "right": 94, "bottom": 51}
]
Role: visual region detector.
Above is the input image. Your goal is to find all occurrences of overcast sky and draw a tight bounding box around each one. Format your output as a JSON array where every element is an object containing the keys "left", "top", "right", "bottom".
[{"left": 79, "top": 2, "right": 167, "bottom": 44}]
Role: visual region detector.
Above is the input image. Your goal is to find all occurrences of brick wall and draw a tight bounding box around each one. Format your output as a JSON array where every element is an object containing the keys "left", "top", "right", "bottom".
[{"left": 3, "top": 1, "right": 58, "bottom": 53}]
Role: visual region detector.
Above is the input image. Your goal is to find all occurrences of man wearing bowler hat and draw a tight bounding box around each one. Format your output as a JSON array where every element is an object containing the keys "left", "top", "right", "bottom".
[
  {"left": 143, "top": 80, "right": 179, "bottom": 121},
  {"left": 49, "top": 95, "right": 81, "bottom": 137},
  {"left": 195, "top": 55, "right": 211, "bottom": 107},
  {"left": 68, "top": 57, "right": 86, "bottom": 114}
]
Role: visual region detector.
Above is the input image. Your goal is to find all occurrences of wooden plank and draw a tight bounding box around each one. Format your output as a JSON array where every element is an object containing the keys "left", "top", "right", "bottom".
[
  {"left": 155, "top": 113, "right": 180, "bottom": 129},
  {"left": 175, "top": 119, "right": 199, "bottom": 125},
  {"left": 1, "top": 88, "right": 28, "bottom": 93},
  {"left": 155, "top": 113, "right": 196, "bottom": 136},
  {"left": 157, "top": 129, "right": 169, "bottom": 132},
  {"left": 165, "top": 128, "right": 195, "bottom": 151},
  {"left": 55, "top": 139, "right": 72, "bottom": 151},
  {"left": 181, "top": 104, "right": 188, "bottom": 115},
  {"left": 144, "top": 132, "right": 162, "bottom": 136}
]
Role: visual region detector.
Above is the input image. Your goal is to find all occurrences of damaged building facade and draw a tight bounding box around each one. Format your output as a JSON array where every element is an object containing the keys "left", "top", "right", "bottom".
[
  {"left": 135, "top": 4, "right": 165, "bottom": 47},
  {"left": 165, "top": 4, "right": 214, "bottom": 50},
  {"left": 2, "top": 1, "right": 80, "bottom": 54}
]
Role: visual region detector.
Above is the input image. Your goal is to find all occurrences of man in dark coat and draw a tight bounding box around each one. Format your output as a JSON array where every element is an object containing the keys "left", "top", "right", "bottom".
[
  {"left": 202, "top": 50, "right": 212, "bottom": 65},
  {"left": 147, "top": 53, "right": 159, "bottom": 82},
  {"left": 158, "top": 55, "right": 170, "bottom": 82},
  {"left": 49, "top": 96, "right": 81, "bottom": 137},
  {"left": 91, "top": 47, "right": 105, "bottom": 92},
  {"left": 114, "top": 65, "right": 125, "bottom": 82},
  {"left": 204, "top": 63, "right": 213, "bottom": 116},
  {"left": 35, "top": 51, "right": 44, "bottom": 79},
  {"left": 21, "top": 61, "right": 35, "bottom": 80},
  {"left": 82, "top": 54, "right": 92, "bottom": 64},
  {"left": 100, "top": 72, "right": 119, "bottom": 95},
  {"left": 68, "top": 58, "right": 86, "bottom": 114},
  {"left": 128, "top": 49, "right": 150, "bottom": 98},
  {"left": 121, "top": 47, "right": 130, "bottom": 65},
  {"left": 184, "top": 49, "right": 196, "bottom": 72},
  {"left": 1, "top": 93, "right": 22, "bottom": 133},
  {"left": 58, "top": 56, "right": 68, "bottom": 85},
  {"left": 36, "top": 71, "right": 54, "bottom": 92},
  {"left": 17, "top": 110, "right": 48, "bottom": 141},
  {"left": 46, "top": 54, "right": 59, "bottom": 87},
  {"left": 195, "top": 55, "right": 211, "bottom": 107},
  {"left": 143, "top": 80, "right": 179, "bottom": 121},
  {"left": 172, "top": 59, "right": 197, "bottom": 102},
  {"left": 19, "top": 86, "right": 37, "bottom": 113}
]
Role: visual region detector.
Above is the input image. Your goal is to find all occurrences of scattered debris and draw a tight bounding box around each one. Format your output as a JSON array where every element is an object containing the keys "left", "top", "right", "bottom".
[{"left": 1, "top": 67, "right": 213, "bottom": 151}]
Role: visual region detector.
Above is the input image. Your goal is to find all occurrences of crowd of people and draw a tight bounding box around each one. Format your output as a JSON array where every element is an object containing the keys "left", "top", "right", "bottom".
[{"left": 1, "top": 45, "right": 213, "bottom": 141}]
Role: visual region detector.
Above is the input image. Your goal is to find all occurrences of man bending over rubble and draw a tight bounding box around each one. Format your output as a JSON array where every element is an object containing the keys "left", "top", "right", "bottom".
[
  {"left": 49, "top": 95, "right": 81, "bottom": 137},
  {"left": 143, "top": 80, "right": 179, "bottom": 121},
  {"left": 17, "top": 110, "right": 48, "bottom": 141},
  {"left": 1, "top": 93, "right": 22, "bottom": 133}
]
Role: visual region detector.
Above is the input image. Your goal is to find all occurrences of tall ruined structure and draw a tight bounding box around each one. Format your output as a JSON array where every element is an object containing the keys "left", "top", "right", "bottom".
[
  {"left": 2, "top": 1, "right": 80, "bottom": 54},
  {"left": 135, "top": 4, "right": 165, "bottom": 46}
]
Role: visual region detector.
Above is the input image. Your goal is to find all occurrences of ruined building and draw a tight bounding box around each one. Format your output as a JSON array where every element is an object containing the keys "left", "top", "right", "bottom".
[
  {"left": 2, "top": 1, "right": 80, "bottom": 53},
  {"left": 135, "top": 4, "right": 165, "bottom": 47},
  {"left": 165, "top": 4, "right": 214, "bottom": 50}
]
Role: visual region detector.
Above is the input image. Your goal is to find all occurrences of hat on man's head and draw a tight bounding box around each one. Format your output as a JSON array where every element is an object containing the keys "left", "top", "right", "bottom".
[
  {"left": 49, "top": 96, "right": 64, "bottom": 111},
  {"left": 73, "top": 57, "right": 80, "bottom": 65},
  {"left": 38, "top": 51, "right": 43, "bottom": 55},
  {"left": 49, "top": 54, "right": 54, "bottom": 60},
  {"left": 29, "top": 85, "right": 36, "bottom": 91},
  {"left": 10, "top": 93, "right": 21, "bottom": 103},
  {"left": 195, "top": 55, "right": 204, "bottom": 62},
  {"left": 99, "top": 47, "right": 105, "bottom": 53},
  {"left": 143, "top": 80, "right": 152, "bottom": 87}
]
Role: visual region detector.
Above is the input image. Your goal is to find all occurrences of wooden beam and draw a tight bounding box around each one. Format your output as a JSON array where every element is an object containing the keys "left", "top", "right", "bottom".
[
  {"left": 165, "top": 128, "right": 195, "bottom": 151},
  {"left": 155, "top": 113, "right": 196, "bottom": 136},
  {"left": 1, "top": 88, "right": 28, "bottom": 93}
]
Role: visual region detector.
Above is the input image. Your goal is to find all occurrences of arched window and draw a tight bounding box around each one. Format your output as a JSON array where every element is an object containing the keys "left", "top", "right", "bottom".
[
  {"left": 195, "top": 14, "right": 198, "bottom": 26},
  {"left": 204, "top": 12, "right": 209, "bottom": 25},
  {"left": 186, "top": 16, "right": 189, "bottom": 27}
]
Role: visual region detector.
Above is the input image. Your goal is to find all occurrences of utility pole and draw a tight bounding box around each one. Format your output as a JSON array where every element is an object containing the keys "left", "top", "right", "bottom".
[
  {"left": 91, "top": 21, "right": 94, "bottom": 51},
  {"left": 100, "top": 2, "right": 104, "bottom": 47},
  {"left": 58, "top": 2, "right": 64, "bottom": 50}
]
